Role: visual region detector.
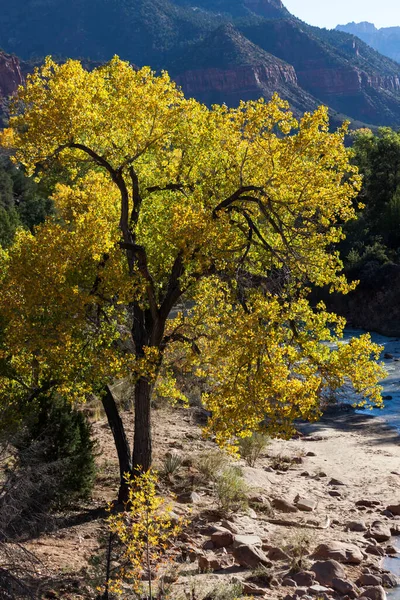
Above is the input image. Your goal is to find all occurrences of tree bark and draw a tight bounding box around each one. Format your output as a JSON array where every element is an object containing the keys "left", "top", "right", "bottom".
[
  {"left": 132, "top": 377, "right": 152, "bottom": 473},
  {"left": 101, "top": 385, "right": 132, "bottom": 503}
]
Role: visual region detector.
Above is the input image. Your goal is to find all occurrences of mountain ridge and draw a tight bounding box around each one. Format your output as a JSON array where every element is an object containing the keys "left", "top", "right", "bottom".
[
  {"left": 336, "top": 21, "right": 400, "bottom": 64},
  {"left": 1, "top": 0, "right": 400, "bottom": 127}
]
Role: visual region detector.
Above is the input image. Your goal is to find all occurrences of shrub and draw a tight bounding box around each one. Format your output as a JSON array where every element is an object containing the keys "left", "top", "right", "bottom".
[
  {"left": 195, "top": 449, "right": 229, "bottom": 483},
  {"left": 215, "top": 466, "right": 249, "bottom": 513},
  {"left": 15, "top": 393, "right": 97, "bottom": 505},
  {"left": 238, "top": 432, "right": 270, "bottom": 467},
  {"left": 162, "top": 451, "right": 183, "bottom": 476}
]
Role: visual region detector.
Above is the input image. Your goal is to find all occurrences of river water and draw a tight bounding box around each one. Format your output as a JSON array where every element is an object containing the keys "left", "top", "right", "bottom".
[
  {"left": 342, "top": 328, "right": 400, "bottom": 429},
  {"left": 342, "top": 329, "right": 400, "bottom": 598}
]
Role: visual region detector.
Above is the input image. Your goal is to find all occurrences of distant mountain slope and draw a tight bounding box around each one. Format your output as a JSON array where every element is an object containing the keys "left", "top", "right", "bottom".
[
  {"left": 336, "top": 22, "right": 400, "bottom": 64},
  {"left": 172, "top": 23, "right": 321, "bottom": 114},
  {"left": 239, "top": 19, "right": 400, "bottom": 126},
  {"left": 1, "top": 0, "right": 400, "bottom": 128}
]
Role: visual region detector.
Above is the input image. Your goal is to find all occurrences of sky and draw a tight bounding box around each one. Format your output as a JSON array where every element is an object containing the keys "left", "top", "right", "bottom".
[{"left": 283, "top": 0, "right": 400, "bottom": 30}]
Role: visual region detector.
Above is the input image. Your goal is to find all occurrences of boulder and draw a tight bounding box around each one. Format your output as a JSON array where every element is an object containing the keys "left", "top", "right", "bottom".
[
  {"left": 290, "top": 571, "right": 315, "bottom": 586},
  {"left": 382, "top": 572, "right": 400, "bottom": 587},
  {"left": 242, "top": 582, "right": 267, "bottom": 595},
  {"left": 295, "top": 496, "right": 317, "bottom": 512},
  {"left": 232, "top": 544, "right": 272, "bottom": 569},
  {"left": 358, "top": 574, "right": 382, "bottom": 586},
  {"left": 233, "top": 534, "right": 263, "bottom": 548},
  {"left": 211, "top": 530, "right": 234, "bottom": 548},
  {"left": 220, "top": 520, "right": 240, "bottom": 534},
  {"left": 331, "top": 577, "right": 357, "bottom": 597},
  {"left": 329, "top": 478, "right": 346, "bottom": 486},
  {"left": 307, "top": 585, "right": 332, "bottom": 596},
  {"left": 366, "top": 544, "right": 385, "bottom": 557},
  {"left": 356, "top": 499, "right": 381, "bottom": 508},
  {"left": 387, "top": 503, "right": 400, "bottom": 516},
  {"left": 346, "top": 520, "right": 367, "bottom": 532},
  {"left": 198, "top": 553, "right": 232, "bottom": 572},
  {"left": 360, "top": 586, "right": 387, "bottom": 600},
  {"left": 311, "top": 559, "right": 345, "bottom": 586},
  {"left": 311, "top": 541, "right": 363, "bottom": 564},
  {"left": 368, "top": 521, "right": 391, "bottom": 542},
  {"left": 272, "top": 497, "right": 299, "bottom": 513},
  {"left": 386, "top": 544, "right": 397, "bottom": 555},
  {"left": 282, "top": 577, "right": 297, "bottom": 587},
  {"left": 263, "top": 545, "right": 291, "bottom": 561}
]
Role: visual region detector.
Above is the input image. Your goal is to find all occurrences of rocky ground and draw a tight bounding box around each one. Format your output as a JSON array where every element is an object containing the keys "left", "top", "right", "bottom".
[{"left": 7, "top": 403, "right": 400, "bottom": 599}]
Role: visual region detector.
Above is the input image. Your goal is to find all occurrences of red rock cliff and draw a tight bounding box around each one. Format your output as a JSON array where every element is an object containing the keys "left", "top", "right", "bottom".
[
  {"left": 0, "top": 52, "right": 24, "bottom": 99},
  {"left": 176, "top": 62, "right": 298, "bottom": 97}
]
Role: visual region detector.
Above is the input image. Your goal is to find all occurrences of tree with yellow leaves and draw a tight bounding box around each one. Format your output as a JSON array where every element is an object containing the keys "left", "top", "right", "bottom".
[
  {"left": 105, "top": 470, "right": 184, "bottom": 599},
  {"left": 0, "top": 57, "right": 385, "bottom": 500}
]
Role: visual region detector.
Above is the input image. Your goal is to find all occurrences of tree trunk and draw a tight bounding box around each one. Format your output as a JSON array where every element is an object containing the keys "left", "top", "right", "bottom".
[
  {"left": 132, "top": 377, "right": 152, "bottom": 473},
  {"left": 101, "top": 385, "right": 132, "bottom": 503}
]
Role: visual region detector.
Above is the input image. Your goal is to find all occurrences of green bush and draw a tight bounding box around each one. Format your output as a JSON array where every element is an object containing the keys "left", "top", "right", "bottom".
[
  {"left": 215, "top": 466, "right": 248, "bottom": 513},
  {"left": 15, "top": 393, "right": 97, "bottom": 505},
  {"left": 195, "top": 448, "right": 229, "bottom": 483},
  {"left": 238, "top": 432, "right": 270, "bottom": 467}
]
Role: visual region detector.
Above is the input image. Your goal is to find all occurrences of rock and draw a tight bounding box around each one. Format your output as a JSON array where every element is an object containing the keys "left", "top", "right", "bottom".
[
  {"left": 311, "top": 541, "right": 363, "bottom": 564},
  {"left": 382, "top": 572, "right": 400, "bottom": 587},
  {"left": 366, "top": 545, "right": 385, "bottom": 557},
  {"left": 332, "top": 577, "right": 357, "bottom": 597},
  {"left": 211, "top": 530, "right": 234, "bottom": 548},
  {"left": 177, "top": 491, "right": 201, "bottom": 504},
  {"left": 295, "top": 496, "right": 317, "bottom": 512},
  {"left": 232, "top": 544, "right": 272, "bottom": 569},
  {"left": 311, "top": 559, "right": 345, "bottom": 586},
  {"left": 247, "top": 507, "right": 258, "bottom": 519},
  {"left": 360, "top": 586, "right": 387, "bottom": 600},
  {"left": 233, "top": 534, "right": 262, "bottom": 548},
  {"left": 242, "top": 582, "right": 267, "bottom": 595},
  {"left": 202, "top": 540, "right": 214, "bottom": 550},
  {"left": 387, "top": 503, "right": 400, "bottom": 516},
  {"left": 385, "top": 545, "right": 397, "bottom": 555},
  {"left": 368, "top": 521, "right": 391, "bottom": 542},
  {"left": 282, "top": 577, "right": 297, "bottom": 587},
  {"left": 307, "top": 585, "right": 332, "bottom": 596},
  {"left": 290, "top": 571, "right": 315, "bottom": 586},
  {"left": 198, "top": 553, "right": 230, "bottom": 572},
  {"left": 346, "top": 520, "right": 367, "bottom": 532},
  {"left": 329, "top": 490, "right": 342, "bottom": 498},
  {"left": 356, "top": 500, "right": 381, "bottom": 508},
  {"left": 384, "top": 353, "right": 394, "bottom": 359},
  {"left": 306, "top": 451, "right": 317, "bottom": 457},
  {"left": 220, "top": 519, "right": 240, "bottom": 534},
  {"left": 263, "top": 545, "right": 291, "bottom": 561},
  {"left": 391, "top": 524, "right": 400, "bottom": 535},
  {"left": 329, "top": 478, "right": 346, "bottom": 486},
  {"left": 272, "top": 497, "right": 299, "bottom": 513},
  {"left": 358, "top": 574, "right": 382, "bottom": 586}
]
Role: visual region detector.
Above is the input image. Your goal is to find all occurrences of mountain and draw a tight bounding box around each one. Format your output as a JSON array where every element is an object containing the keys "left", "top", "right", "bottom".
[
  {"left": 336, "top": 22, "right": 400, "bottom": 64},
  {"left": 239, "top": 19, "right": 400, "bottom": 126},
  {"left": 1, "top": 0, "right": 400, "bottom": 127},
  {"left": 172, "top": 23, "right": 323, "bottom": 115}
]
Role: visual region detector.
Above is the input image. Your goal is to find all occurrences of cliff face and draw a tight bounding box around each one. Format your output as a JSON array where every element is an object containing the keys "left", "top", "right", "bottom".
[
  {"left": 0, "top": 52, "right": 24, "bottom": 124},
  {"left": 0, "top": 53, "right": 23, "bottom": 98}
]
